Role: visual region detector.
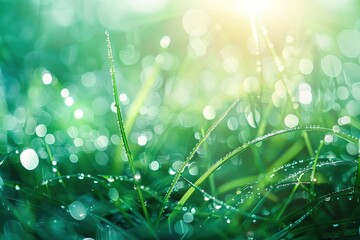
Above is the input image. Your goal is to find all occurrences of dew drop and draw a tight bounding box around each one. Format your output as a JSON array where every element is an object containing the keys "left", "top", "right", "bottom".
[
  {"left": 332, "top": 125, "right": 340, "bottom": 133},
  {"left": 69, "top": 201, "right": 87, "bottom": 220},
  {"left": 107, "top": 176, "right": 114, "bottom": 182},
  {"left": 204, "top": 194, "right": 210, "bottom": 201},
  {"left": 20, "top": 148, "right": 39, "bottom": 171},
  {"left": 284, "top": 114, "right": 299, "bottom": 128},
  {"left": 134, "top": 173, "right": 141, "bottom": 181},
  {"left": 183, "top": 212, "right": 194, "bottom": 223},
  {"left": 108, "top": 188, "right": 119, "bottom": 201},
  {"left": 0, "top": 177, "right": 3, "bottom": 190}
]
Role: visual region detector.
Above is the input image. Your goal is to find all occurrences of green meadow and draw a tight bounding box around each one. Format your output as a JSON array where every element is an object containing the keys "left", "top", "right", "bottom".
[{"left": 1, "top": 0, "right": 360, "bottom": 239}]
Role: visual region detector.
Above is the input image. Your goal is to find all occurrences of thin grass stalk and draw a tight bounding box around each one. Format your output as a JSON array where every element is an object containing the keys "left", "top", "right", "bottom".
[
  {"left": 105, "top": 30, "right": 150, "bottom": 224},
  {"left": 353, "top": 139, "right": 360, "bottom": 211},
  {"left": 310, "top": 140, "right": 324, "bottom": 200},
  {"left": 275, "top": 173, "right": 304, "bottom": 221},
  {"left": 154, "top": 98, "right": 239, "bottom": 228},
  {"left": 155, "top": 98, "right": 239, "bottom": 227}
]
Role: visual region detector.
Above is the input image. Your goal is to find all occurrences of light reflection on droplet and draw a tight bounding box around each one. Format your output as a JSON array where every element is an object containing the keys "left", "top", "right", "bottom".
[
  {"left": 137, "top": 135, "right": 147, "bottom": 146},
  {"left": 0, "top": 177, "right": 4, "bottom": 190},
  {"left": 134, "top": 173, "right": 141, "bottom": 180},
  {"left": 20, "top": 148, "right": 39, "bottom": 171},
  {"left": 324, "top": 134, "right": 333, "bottom": 144},
  {"left": 183, "top": 212, "right": 194, "bottom": 223},
  {"left": 338, "top": 116, "right": 351, "bottom": 125},
  {"left": 35, "top": 124, "right": 47, "bottom": 137},
  {"left": 74, "top": 109, "right": 84, "bottom": 119},
  {"left": 284, "top": 114, "right": 299, "bottom": 128},
  {"left": 96, "top": 135, "right": 109, "bottom": 150},
  {"left": 42, "top": 71, "right": 53, "bottom": 85},
  {"left": 61, "top": 88, "right": 69, "bottom": 98},
  {"left": 160, "top": 35, "right": 171, "bottom": 48},
  {"left": 149, "top": 161, "right": 160, "bottom": 171},
  {"left": 188, "top": 164, "right": 198, "bottom": 176},
  {"left": 108, "top": 188, "right": 119, "bottom": 201},
  {"left": 69, "top": 201, "right": 87, "bottom": 221},
  {"left": 74, "top": 138, "right": 84, "bottom": 147},
  {"left": 65, "top": 97, "right": 74, "bottom": 106},
  {"left": 44, "top": 134, "right": 55, "bottom": 144},
  {"left": 245, "top": 105, "right": 260, "bottom": 128},
  {"left": 203, "top": 105, "right": 216, "bottom": 120}
]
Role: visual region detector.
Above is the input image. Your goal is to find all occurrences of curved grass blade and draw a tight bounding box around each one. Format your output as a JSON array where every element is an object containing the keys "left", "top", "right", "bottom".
[
  {"left": 353, "top": 139, "right": 360, "bottom": 213},
  {"left": 171, "top": 126, "right": 359, "bottom": 218},
  {"left": 105, "top": 30, "right": 150, "bottom": 224},
  {"left": 155, "top": 98, "right": 239, "bottom": 228},
  {"left": 0, "top": 149, "right": 18, "bottom": 166},
  {"left": 310, "top": 140, "right": 324, "bottom": 200}
]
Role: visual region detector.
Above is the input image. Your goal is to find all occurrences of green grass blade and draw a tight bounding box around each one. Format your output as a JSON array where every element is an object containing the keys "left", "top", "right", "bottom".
[
  {"left": 124, "top": 63, "right": 160, "bottom": 134},
  {"left": 275, "top": 173, "right": 304, "bottom": 221},
  {"left": 353, "top": 139, "right": 360, "bottom": 209},
  {"left": 269, "top": 140, "right": 304, "bottom": 170},
  {"left": 310, "top": 140, "right": 324, "bottom": 200},
  {"left": 154, "top": 98, "right": 239, "bottom": 228},
  {"left": 105, "top": 30, "right": 150, "bottom": 224},
  {"left": 171, "top": 126, "right": 359, "bottom": 218}
]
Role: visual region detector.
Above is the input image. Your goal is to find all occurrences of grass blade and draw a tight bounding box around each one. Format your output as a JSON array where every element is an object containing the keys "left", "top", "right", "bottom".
[
  {"left": 155, "top": 98, "right": 239, "bottom": 228},
  {"left": 310, "top": 140, "right": 324, "bottom": 200},
  {"left": 105, "top": 30, "right": 150, "bottom": 224},
  {"left": 171, "top": 126, "right": 359, "bottom": 218}
]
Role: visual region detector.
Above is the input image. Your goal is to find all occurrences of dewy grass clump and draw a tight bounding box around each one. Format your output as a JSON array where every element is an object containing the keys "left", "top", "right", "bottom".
[{"left": 1, "top": 0, "right": 360, "bottom": 239}]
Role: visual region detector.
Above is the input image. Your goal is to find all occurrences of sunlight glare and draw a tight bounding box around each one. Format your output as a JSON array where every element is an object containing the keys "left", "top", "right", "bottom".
[{"left": 238, "top": 0, "right": 268, "bottom": 16}]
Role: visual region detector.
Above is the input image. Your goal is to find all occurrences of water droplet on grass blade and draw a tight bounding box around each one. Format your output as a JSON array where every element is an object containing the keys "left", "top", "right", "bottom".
[
  {"left": 20, "top": 148, "right": 39, "bottom": 170},
  {"left": 183, "top": 212, "right": 194, "bottom": 223},
  {"left": 69, "top": 201, "right": 87, "bottom": 220},
  {"left": 0, "top": 177, "right": 3, "bottom": 190},
  {"left": 160, "top": 35, "right": 171, "bottom": 48},
  {"left": 284, "top": 114, "right": 299, "bottom": 128},
  {"left": 203, "top": 105, "right": 216, "bottom": 120},
  {"left": 108, "top": 188, "right": 119, "bottom": 201},
  {"left": 324, "top": 134, "right": 333, "bottom": 144}
]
